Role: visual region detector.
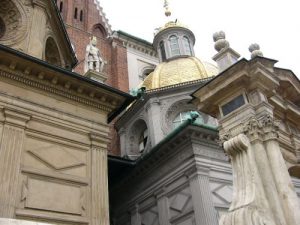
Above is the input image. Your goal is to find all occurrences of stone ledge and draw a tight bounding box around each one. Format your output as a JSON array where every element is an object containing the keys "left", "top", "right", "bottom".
[{"left": 0, "top": 218, "right": 52, "bottom": 225}]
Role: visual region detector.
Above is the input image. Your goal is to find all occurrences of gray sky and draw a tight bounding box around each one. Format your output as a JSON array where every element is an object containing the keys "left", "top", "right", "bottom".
[{"left": 99, "top": 0, "right": 300, "bottom": 77}]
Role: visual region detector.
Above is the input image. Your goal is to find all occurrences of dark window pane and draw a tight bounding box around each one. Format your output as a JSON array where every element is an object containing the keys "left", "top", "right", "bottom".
[{"left": 222, "top": 95, "right": 245, "bottom": 116}]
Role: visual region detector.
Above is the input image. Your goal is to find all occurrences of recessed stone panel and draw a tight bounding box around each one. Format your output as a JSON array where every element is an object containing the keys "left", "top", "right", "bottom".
[{"left": 26, "top": 178, "right": 82, "bottom": 215}]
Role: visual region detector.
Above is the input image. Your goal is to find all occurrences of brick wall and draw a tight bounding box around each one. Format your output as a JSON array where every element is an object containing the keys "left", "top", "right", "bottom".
[{"left": 58, "top": 0, "right": 129, "bottom": 155}]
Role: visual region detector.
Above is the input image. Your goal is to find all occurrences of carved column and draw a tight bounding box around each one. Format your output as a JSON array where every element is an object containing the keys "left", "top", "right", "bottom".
[
  {"left": 220, "top": 134, "right": 276, "bottom": 225},
  {"left": 0, "top": 109, "right": 30, "bottom": 218},
  {"left": 261, "top": 116, "right": 300, "bottom": 225},
  {"left": 187, "top": 167, "right": 218, "bottom": 225},
  {"left": 90, "top": 133, "right": 110, "bottom": 225}
]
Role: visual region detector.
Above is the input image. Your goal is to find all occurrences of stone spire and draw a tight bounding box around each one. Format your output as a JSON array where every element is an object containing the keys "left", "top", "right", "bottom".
[
  {"left": 212, "top": 31, "right": 240, "bottom": 72},
  {"left": 249, "top": 43, "right": 263, "bottom": 59}
]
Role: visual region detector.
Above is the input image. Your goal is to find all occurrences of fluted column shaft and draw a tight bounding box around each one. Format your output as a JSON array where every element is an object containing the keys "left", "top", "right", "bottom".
[
  {"left": 0, "top": 109, "right": 30, "bottom": 218},
  {"left": 90, "top": 133, "right": 110, "bottom": 225},
  {"left": 156, "top": 193, "right": 170, "bottom": 225},
  {"left": 188, "top": 168, "right": 218, "bottom": 225}
]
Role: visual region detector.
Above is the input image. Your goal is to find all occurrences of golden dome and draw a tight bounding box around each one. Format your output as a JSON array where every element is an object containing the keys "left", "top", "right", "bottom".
[{"left": 141, "top": 56, "right": 218, "bottom": 90}]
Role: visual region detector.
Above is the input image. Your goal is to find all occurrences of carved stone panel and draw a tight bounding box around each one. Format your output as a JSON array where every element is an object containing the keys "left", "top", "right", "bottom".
[
  {"left": 210, "top": 181, "right": 233, "bottom": 207},
  {"left": 23, "top": 135, "right": 87, "bottom": 178},
  {"left": 25, "top": 178, "right": 83, "bottom": 215},
  {"left": 140, "top": 206, "right": 159, "bottom": 225},
  {"left": 168, "top": 186, "right": 192, "bottom": 220}
]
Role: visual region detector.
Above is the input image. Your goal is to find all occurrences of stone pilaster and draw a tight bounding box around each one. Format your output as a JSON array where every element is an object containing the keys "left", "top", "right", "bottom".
[
  {"left": 0, "top": 109, "right": 30, "bottom": 218},
  {"left": 186, "top": 167, "right": 218, "bottom": 225},
  {"left": 90, "top": 133, "right": 110, "bottom": 225},
  {"left": 27, "top": 3, "right": 47, "bottom": 59},
  {"left": 130, "top": 205, "right": 141, "bottom": 225},
  {"left": 146, "top": 98, "right": 164, "bottom": 146},
  {"left": 155, "top": 189, "right": 170, "bottom": 225}
]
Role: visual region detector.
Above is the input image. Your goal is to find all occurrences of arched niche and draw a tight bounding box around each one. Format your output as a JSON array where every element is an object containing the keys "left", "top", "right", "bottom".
[
  {"left": 0, "top": 0, "right": 28, "bottom": 46},
  {"left": 127, "top": 119, "right": 149, "bottom": 158},
  {"left": 45, "top": 37, "right": 62, "bottom": 67},
  {"left": 140, "top": 66, "right": 155, "bottom": 81},
  {"left": 92, "top": 24, "right": 107, "bottom": 39}
]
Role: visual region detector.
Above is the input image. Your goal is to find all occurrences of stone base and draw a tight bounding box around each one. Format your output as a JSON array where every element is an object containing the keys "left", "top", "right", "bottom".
[
  {"left": 84, "top": 69, "right": 107, "bottom": 83},
  {"left": 0, "top": 218, "right": 52, "bottom": 225}
]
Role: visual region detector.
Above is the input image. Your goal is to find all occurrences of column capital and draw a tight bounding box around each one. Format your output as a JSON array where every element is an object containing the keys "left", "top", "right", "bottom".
[
  {"left": 153, "top": 187, "right": 165, "bottom": 199},
  {"left": 4, "top": 109, "right": 31, "bottom": 128},
  {"left": 89, "top": 132, "right": 109, "bottom": 149},
  {"left": 185, "top": 165, "right": 210, "bottom": 180}
]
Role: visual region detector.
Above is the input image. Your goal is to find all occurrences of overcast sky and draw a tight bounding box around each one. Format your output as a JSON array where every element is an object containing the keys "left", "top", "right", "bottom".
[{"left": 99, "top": 0, "right": 300, "bottom": 77}]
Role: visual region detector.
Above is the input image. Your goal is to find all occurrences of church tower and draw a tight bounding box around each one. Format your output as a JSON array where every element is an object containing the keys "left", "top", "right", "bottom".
[{"left": 56, "top": 0, "right": 129, "bottom": 93}]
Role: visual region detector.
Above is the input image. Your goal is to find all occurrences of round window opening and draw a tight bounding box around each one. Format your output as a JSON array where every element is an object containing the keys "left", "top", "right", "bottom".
[{"left": 0, "top": 17, "right": 5, "bottom": 39}]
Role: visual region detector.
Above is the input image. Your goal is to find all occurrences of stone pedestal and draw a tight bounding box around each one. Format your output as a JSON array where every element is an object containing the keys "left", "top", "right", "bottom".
[{"left": 84, "top": 70, "right": 107, "bottom": 83}]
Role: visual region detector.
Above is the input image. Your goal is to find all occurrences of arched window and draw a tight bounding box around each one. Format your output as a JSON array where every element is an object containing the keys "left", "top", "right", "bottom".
[
  {"left": 92, "top": 24, "right": 107, "bottom": 38},
  {"left": 59, "top": 1, "right": 63, "bottom": 12},
  {"left": 74, "top": 7, "right": 78, "bottom": 19},
  {"left": 183, "top": 36, "right": 192, "bottom": 56},
  {"left": 169, "top": 35, "right": 180, "bottom": 57},
  {"left": 45, "top": 37, "right": 62, "bottom": 67},
  {"left": 173, "top": 111, "right": 203, "bottom": 128},
  {"left": 0, "top": 17, "right": 5, "bottom": 39},
  {"left": 80, "top": 10, "right": 83, "bottom": 21},
  {"left": 159, "top": 41, "right": 166, "bottom": 61},
  {"left": 139, "top": 128, "right": 148, "bottom": 152},
  {"left": 139, "top": 67, "right": 154, "bottom": 81}
]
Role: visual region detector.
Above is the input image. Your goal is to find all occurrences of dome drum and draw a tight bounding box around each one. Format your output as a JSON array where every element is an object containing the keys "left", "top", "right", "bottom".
[{"left": 153, "top": 23, "right": 196, "bottom": 62}]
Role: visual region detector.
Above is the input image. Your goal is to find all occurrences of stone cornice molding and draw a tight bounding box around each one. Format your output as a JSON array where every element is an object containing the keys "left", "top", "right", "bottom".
[
  {"left": 0, "top": 49, "right": 130, "bottom": 117},
  {"left": 0, "top": 67, "right": 113, "bottom": 112}
]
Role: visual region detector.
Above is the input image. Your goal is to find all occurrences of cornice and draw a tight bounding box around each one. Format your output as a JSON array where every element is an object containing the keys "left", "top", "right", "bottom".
[
  {"left": 0, "top": 67, "right": 112, "bottom": 112},
  {"left": 0, "top": 47, "right": 133, "bottom": 118}
]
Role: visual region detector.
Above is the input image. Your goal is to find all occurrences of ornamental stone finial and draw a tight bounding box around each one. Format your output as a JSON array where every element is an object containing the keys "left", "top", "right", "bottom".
[
  {"left": 213, "top": 31, "right": 229, "bottom": 52},
  {"left": 249, "top": 43, "right": 263, "bottom": 59},
  {"left": 164, "top": 0, "right": 171, "bottom": 17}
]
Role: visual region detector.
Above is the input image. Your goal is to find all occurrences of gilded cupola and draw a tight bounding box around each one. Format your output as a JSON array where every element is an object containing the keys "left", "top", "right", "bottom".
[{"left": 140, "top": 0, "right": 218, "bottom": 90}]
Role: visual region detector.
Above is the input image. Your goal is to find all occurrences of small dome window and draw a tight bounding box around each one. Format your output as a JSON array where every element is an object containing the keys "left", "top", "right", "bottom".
[
  {"left": 183, "top": 36, "right": 192, "bottom": 56},
  {"left": 169, "top": 35, "right": 180, "bottom": 57},
  {"left": 159, "top": 41, "right": 166, "bottom": 61}
]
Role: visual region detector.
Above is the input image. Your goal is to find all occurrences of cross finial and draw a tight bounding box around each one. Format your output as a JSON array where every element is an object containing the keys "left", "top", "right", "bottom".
[{"left": 164, "top": 0, "right": 171, "bottom": 17}]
